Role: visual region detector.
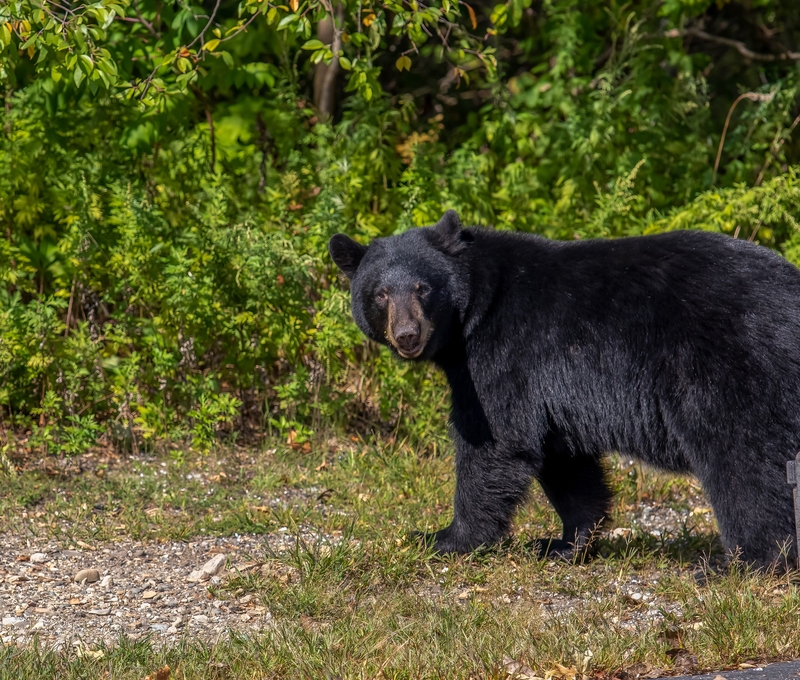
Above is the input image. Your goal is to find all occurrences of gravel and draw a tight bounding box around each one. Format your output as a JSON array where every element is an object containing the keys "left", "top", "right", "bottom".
[{"left": 0, "top": 530, "right": 326, "bottom": 650}]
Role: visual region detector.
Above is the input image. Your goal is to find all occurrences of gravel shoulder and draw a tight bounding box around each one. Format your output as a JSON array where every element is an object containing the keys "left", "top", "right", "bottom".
[{"left": 0, "top": 530, "right": 320, "bottom": 649}]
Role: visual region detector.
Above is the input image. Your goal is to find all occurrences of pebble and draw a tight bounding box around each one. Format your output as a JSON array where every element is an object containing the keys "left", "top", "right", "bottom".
[
  {"left": 29, "top": 553, "right": 48, "bottom": 564},
  {"left": 192, "top": 615, "right": 209, "bottom": 624},
  {"left": 74, "top": 568, "right": 100, "bottom": 583},
  {"left": 100, "top": 575, "right": 113, "bottom": 588},
  {"left": 187, "top": 553, "right": 227, "bottom": 583},
  {"left": 87, "top": 609, "right": 111, "bottom": 616}
]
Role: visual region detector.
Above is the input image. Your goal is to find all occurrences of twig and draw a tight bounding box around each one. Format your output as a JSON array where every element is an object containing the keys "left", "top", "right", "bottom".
[
  {"left": 665, "top": 27, "right": 800, "bottom": 62},
  {"left": 749, "top": 219, "right": 763, "bottom": 242},
  {"left": 218, "top": 10, "right": 262, "bottom": 45},
  {"left": 64, "top": 274, "right": 77, "bottom": 338},
  {"left": 130, "top": 0, "right": 158, "bottom": 37},
  {"left": 187, "top": 0, "right": 221, "bottom": 49},
  {"left": 256, "top": 112, "right": 271, "bottom": 193},
  {"left": 205, "top": 108, "right": 216, "bottom": 173},
  {"left": 712, "top": 91, "right": 775, "bottom": 185}
]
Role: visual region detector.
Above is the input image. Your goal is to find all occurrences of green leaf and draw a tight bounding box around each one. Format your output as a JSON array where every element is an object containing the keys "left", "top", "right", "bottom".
[
  {"left": 350, "top": 32, "right": 367, "bottom": 47},
  {"left": 338, "top": 56, "right": 352, "bottom": 70},
  {"left": 277, "top": 14, "right": 298, "bottom": 29},
  {"left": 301, "top": 39, "right": 325, "bottom": 50},
  {"left": 220, "top": 51, "right": 234, "bottom": 68},
  {"left": 74, "top": 67, "right": 85, "bottom": 88},
  {"left": 203, "top": 39, "right": 220, "bottom": 52},
  {"left": 490, "top": 3, "right": 507, "bottom": 25}
]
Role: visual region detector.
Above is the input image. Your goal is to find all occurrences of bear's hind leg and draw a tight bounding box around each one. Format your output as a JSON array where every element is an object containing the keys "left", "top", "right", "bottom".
[
  {"left": 535, "top": 433, "right": 613, "bottom": 559},
  {"left": 697, "top": 459, "right": 796, "bottom": 568}
]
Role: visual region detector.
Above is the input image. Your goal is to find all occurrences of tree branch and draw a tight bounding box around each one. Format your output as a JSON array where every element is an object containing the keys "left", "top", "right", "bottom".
[
  {"left": 187, "top": 0, "right": 221, "bottom": 49},
  {"left": 665, "top": 28, "right": 800, "bottom": 62},
  {"left": 314, "top": 1, "right": 344, "bottom": 121}
]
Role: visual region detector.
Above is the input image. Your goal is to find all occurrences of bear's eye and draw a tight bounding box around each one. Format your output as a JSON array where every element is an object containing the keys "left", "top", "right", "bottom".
[
  {"left": 374, "top": 290, "right": 388, "bottom": 305},
  {"left": 415, "top": 283, "right": 431, "bottom": 298}
]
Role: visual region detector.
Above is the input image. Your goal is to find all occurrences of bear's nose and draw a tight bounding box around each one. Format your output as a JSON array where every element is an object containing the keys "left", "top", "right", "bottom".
[{"left": 394, "top": 325, "right": 420, "bottom": 353}]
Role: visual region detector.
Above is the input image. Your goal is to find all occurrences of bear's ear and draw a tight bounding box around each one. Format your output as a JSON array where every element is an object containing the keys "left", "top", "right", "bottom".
[
  {"left": 329, "top": 234, "right": 368, "bottom": 279},
  {"left": 432, "top": 210, "right": 472, "bottom": 253}
]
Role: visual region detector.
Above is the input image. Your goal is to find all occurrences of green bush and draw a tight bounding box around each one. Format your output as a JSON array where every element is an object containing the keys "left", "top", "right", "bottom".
[{"left": 1, "top": 0, "right": 800, "bottom": 454}]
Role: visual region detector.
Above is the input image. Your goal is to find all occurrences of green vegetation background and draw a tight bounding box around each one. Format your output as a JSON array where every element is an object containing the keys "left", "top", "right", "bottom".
[{"left": 2, "top": 0, "right": 800, "bottom": 456}]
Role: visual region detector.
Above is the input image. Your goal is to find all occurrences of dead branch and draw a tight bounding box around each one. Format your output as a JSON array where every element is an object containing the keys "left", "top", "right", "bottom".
[{"left": 665, "top": 28, "right": 800, "bottom": 62}]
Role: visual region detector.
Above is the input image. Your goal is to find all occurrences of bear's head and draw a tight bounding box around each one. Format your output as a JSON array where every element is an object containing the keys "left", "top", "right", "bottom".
[{"left": 329, "top": 210, "right": 472, "bottom": 360}]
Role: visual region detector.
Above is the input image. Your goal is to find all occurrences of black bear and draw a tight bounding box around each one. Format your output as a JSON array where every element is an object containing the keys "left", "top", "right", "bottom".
[{"left": 329, "top": 211, "right": 800, "bottom": 566}]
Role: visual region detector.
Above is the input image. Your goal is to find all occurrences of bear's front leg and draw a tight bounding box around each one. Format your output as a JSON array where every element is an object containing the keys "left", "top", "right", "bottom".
[{"left": 422, "top": 436, "right": 534, "bottom": 554}]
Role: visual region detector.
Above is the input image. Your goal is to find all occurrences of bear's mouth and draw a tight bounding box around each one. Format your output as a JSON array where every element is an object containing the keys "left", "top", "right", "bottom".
[
  {"left": 396, "top": 342, "right": 426, "bottom": 359},
  {"left": 389, "top": 319, "right": 433, "bottom": 359}
]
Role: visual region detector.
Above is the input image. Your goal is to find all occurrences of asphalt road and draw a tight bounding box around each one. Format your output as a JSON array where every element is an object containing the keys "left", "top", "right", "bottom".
[{"left": 667, "top": 661, "right": 800, "bottom": 680}]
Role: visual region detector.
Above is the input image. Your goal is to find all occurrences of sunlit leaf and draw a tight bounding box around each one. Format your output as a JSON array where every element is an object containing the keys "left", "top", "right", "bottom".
[{"left": 302, "top": 39, "right": 325, "bottom": 50}]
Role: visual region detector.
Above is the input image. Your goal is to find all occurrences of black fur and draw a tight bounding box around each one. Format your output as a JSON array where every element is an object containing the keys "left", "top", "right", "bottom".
[{"left": 329, "top": 214, "right": 800, "bottom": 565}]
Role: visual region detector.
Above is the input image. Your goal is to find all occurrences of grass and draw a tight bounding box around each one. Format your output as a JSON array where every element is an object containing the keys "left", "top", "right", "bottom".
[{"left": 1, "top": 435, "right": 800, "bottom": 679}]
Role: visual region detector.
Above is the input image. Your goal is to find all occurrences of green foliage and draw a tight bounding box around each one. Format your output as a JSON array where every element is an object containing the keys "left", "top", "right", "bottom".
[{"left": 1, "top": 0, "right": 800, "bottom": 453}]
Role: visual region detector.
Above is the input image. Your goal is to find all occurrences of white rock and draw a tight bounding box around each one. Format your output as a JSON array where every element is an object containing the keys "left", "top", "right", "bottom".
[
  {"left": 186, "top": 570, "right": 206, "bottom": 583},
  {"left": 201, "top": 554, "right": 226, "bottom": 576},
  {"left": 191, "top": 615, "right": 209, "bottom": 624},
  {"left": 2, "top": 617, "right": 25, "bottom": 627},
  {"left": 100, "top": 575, "right": 113, "bottom": 588},
  {"left": 29, "top": 553, "right": 48, "bottom": 564},
  {"left": 187, "top": 553, "right": 226, "bottom": 582}
]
